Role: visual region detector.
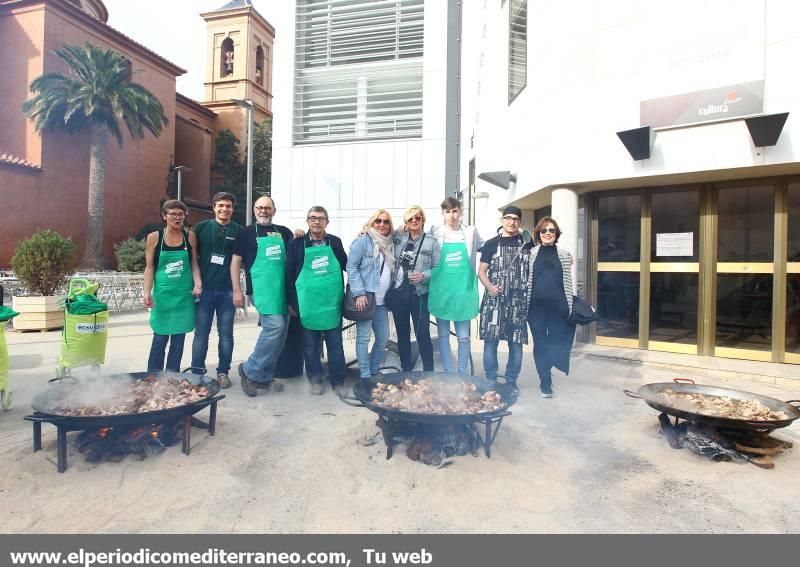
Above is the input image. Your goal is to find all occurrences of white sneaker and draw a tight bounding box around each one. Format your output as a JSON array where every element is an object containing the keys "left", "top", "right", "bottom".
[{"left": 540, "top": 392, "right": 553, "bottom": 398}]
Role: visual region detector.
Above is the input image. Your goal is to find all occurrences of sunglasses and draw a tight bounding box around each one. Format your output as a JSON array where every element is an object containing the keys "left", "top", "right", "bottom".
[
  {"left": 407, "top": 215, "right": 423, "bottom": 222},
  {"left": 502, "top": 216, "right": 521, "bottom": 222},
  {"left": 373, "top": 218, "right": 391, "bottom": 225},
  {"left": 540, "top": 228, "right": 557, "bottom": 234}
]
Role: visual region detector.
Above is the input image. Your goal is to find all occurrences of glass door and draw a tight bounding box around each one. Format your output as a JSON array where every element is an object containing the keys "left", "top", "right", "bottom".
[
  {"left": 595, "top": 193, "right": 641, "bottom": 348},
  {"left": 648, "top": 190, "right": 700, "bottom": 354},
  {"left": 714, "top": 184, "right": 774, "bottom": 361},
  {"left": 785, "top": 183, "right": 800, "bottom": 363}
]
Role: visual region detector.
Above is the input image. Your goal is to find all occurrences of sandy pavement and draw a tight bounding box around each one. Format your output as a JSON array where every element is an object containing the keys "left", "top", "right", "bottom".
[{"left": 2, "top": 311, "right": 800, "bottom": 533}]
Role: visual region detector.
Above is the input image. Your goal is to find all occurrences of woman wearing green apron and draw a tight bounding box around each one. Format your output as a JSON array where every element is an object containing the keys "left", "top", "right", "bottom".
[
  {"left": 428, "top": 197, "right": 483, "bottom": 374},
  {"left": 143, "top": 200, "right": 202, "bottom": 372},
  {"left": 286, "top": 206, "right": 348, "bottom": 395}
]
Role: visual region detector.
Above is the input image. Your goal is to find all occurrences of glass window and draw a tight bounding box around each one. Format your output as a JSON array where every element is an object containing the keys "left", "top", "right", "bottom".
[
  {"left": 294, "top": 0, "right": 424, "bottom": 144},
  {"left": 598, "top": 194, "right": 640, "bottom": 262},
  {"left": 788, "top": 183, "right": 800, "bottom": 262},
  {"left": 651, "top": 190, "right": 699, "bottom": 262},
  {"left": 649, "top": 273, "right": 698, "bottom": 345},
  {"left": 597, "top": 272, "right": 639, "bottom": 339},
  {"left": 717, "top": 185, "right": 774, "bottom": 262},
  {"left": 787, "top": 275, "right": 800, "bottom": 354},
  {"left": 716, "top": 274, "right": 772, "bottom": 351},
  {"left": 508, "top": 0, "right": 527, "bottom": 103}
]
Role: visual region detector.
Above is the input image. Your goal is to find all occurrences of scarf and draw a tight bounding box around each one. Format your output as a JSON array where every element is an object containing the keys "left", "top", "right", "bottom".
[{"left": 367, "top": 227, "right": 395, "bottom": 269}]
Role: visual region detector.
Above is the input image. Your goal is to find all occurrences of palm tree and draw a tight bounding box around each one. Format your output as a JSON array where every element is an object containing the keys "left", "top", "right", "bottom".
[{"left": 22, "top": 43, "right": 168, "bottom": 268}]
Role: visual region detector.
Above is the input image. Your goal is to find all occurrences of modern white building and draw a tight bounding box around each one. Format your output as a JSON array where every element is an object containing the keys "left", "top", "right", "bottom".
[
  {"left": 462, "top": 0, "right": 800, "bottom": 365},
  {"left": 271, "top": 0, "right": 457, "bottom": 239}
]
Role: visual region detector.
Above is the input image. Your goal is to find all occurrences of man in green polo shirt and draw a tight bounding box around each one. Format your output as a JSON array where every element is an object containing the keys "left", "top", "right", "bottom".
[{"left": 190, "top": 192, "right": 243, "bottom": 387}]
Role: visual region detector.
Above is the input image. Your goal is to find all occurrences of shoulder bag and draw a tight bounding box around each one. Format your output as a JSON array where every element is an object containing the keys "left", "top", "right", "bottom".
[{"left": 383, "top": 234, "right": 425, "bottom": 313}]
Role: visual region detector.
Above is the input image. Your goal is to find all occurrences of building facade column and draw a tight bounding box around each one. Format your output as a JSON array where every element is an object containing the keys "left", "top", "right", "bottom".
[{"left": 551, "top": 186, "right": 579, "bottom": 283}]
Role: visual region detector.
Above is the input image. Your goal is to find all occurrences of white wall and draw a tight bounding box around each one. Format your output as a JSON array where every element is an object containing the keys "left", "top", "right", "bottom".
[
  {"left": 461, "top": 0, "right": 800, "bottom": 229},
  {"left": 271, "top": 0, "right": 449, "bottom": 248}
]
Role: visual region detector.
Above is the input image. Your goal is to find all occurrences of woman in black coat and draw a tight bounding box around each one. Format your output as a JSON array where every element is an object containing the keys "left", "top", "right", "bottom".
[{"left": 525, "top": 216, "right": 575, "bottom": 398}]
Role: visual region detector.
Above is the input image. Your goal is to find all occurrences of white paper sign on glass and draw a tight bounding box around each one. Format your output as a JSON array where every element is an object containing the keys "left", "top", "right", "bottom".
[{"left": 656, "top": 232, "right": 693, "bottom": 257}]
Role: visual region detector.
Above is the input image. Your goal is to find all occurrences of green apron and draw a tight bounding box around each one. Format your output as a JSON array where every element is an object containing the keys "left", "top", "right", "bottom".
[
  {"left": 252, "top": 232, "right": 287, "bottom": 315},
  {"left": 428, "top": 239, "right": 479, "bottom": 321},
  {"left": 150, "top": 232, "right": 195, "bottom": 335},
  {"left": 296, "top": 243, "right": 343, "bottom": 330}
]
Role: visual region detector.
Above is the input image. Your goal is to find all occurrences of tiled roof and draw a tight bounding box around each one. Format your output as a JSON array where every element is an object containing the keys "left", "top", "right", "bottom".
[
  {"left": 208, "top": 0, "right": 253, "bottom": 13},
  {"left": 0, "top": 152, "right": 43, "bottom": 172}
]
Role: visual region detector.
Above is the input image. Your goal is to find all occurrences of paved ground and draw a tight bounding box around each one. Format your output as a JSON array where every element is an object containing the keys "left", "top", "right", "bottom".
[{"left": 2, "top": 311, "right": 800, "bottom": 533}]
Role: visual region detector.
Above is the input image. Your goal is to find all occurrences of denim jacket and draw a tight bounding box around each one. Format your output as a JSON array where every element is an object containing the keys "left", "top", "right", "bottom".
[
  {"left": 392, "top": 231, "right": 441, "bottom": 295},
  {"left": 346, "top": 234, "right": 385, "bottom": 297}
]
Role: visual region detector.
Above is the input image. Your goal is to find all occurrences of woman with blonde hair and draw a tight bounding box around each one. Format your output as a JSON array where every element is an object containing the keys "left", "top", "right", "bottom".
[
  {"left": 386, "top": 206, "right": 440, "bottom": 371},
  {"left": 346, "top": 209, "right": 396, "bottom": 378}
]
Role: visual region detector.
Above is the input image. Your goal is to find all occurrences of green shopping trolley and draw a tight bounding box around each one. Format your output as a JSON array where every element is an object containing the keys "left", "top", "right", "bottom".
[
  {"left": 55, "top": 278, "right": 109, "bottom": 379},
  {"left": 0, "top": 306, "right": 19, "bottom": 410}
]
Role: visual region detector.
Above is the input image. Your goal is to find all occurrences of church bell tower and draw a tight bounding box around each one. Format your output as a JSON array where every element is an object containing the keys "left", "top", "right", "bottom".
[{"left": 200, "top": 0, "right": 274, "bottom": 142}]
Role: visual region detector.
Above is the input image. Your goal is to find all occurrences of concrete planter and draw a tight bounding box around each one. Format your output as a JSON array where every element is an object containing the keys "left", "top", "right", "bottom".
[{"left": 12, "top": 296, "right": 64, "bottom": 331}]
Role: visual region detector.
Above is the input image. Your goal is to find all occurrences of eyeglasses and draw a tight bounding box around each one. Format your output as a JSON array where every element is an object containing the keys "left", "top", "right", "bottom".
[
  {"left": 254, "top": 206, "right": 272, "bottom": 211},
  {"left": 373, "top": 219, "right": 391, "bottom": 225},
  {"left": 502, "top": 216, "right": 520, "bottom": 222},
  {"left": 166, "top": 212, "right": 185, "bottom": 218},
  {"left": 307, "top": 216, "right": 328, "bottom": 223},
  {"left": 540, "top": 227, "right": 557, "bottom": 234},
  {"left": 407, "top": 215, "right": 423, "bottom": 222}
]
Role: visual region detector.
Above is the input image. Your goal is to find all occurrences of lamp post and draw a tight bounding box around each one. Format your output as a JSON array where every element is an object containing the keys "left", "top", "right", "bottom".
[
  {"left": 232, "top": 98, "right": 254, "bottom": 226},
  {"left": 172, "top": 165, "right": 192, "bottom": 202}
]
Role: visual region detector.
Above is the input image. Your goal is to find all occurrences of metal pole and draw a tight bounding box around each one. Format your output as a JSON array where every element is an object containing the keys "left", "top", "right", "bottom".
[
  {"left": 177, "top": 169, "right": 183, "bottom": 202},
  {"left": 245, "top": 102, "right": 254, "bottom": 226}
]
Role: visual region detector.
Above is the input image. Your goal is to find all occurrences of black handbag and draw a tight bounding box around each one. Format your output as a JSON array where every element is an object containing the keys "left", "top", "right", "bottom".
[
  {"left": 569, "top": 295, "right": 598, "bottom": 325},
  {"left": 343, "top": 284, "right": 376, "bottom": 322},
  {"left": 384, "top": 234, "right": 425, "bottom": 313}
]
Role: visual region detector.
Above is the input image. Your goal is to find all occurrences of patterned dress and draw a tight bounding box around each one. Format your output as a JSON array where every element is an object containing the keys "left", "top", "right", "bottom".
[{"left": 479, "top": 235, "right": 531, "bottom": 343}]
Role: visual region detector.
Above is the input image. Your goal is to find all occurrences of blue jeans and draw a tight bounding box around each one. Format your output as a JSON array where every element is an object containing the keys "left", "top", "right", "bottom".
[
  {"left": 148, "top": 333, "right": 186, "bottom": 373},
  {"left": 436, "top": 318, "right": 471, "bottom": 374},
  {"left": 191, "top": 289, "right": 236, "bottom": 375},
  {"left": 483, "top": 339, "right": 523, "bottom": 383},
  {"left": 355, "top": 305, "right": 390, "bottom": 378},
  {"left": 393, "top": 293, "right": 434, "bottom": 371},
  {"left": 303, "top": 324, "right": 346, "bottom": 386},
  {"left": 243, "top": 314, "right": 288, "bottom": 384}
]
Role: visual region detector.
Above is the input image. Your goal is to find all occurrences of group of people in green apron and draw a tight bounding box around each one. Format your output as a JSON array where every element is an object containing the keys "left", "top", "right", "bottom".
[
  {"left": 144, "top": 192, "right": 575, "bottom": 399},
  {"left": 349, "top": 199, "right": 576, "bottom": 398}
]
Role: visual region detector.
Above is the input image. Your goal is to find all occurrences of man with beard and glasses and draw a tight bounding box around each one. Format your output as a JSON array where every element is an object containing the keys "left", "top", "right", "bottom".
[
  {"left": 191, "top": 192, "right": 243, "bottom": 388},
  {"left": 231, "top": 196, "right": 295, "bottom": 396}
]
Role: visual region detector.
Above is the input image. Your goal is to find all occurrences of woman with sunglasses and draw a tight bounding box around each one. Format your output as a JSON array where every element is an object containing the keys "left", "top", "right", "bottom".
[
  {"left": 387, "top": 206, "right": 440, "bottom": 371},
  {"left": 346, "top": 209, "right": 396, "bottom": 378},
  {"left": 524, "top": 216, "right": 575, "bottom": 398},
  {"left": 143, "top": 200, "right": 202, "bottom": 372}
]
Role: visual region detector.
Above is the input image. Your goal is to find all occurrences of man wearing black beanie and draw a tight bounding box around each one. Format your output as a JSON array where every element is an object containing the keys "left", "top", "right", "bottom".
[{"left": 477, "top": 206, "right": 531, "bottom": 388}]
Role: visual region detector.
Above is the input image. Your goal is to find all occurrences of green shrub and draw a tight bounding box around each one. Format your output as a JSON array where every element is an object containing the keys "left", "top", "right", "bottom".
[
  {"left": 114, "top": 237, "right": 147, "bottom": 272},
  {"left": 11, "top": 229, "right": 76, "bottom": 296}
]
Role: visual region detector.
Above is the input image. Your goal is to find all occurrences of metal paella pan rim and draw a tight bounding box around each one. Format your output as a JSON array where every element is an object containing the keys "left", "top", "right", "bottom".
[
  {"left": 348, "top": 370, "right": 518, "bottom": 425},
  {"left": 624, "top": 379, "right": 800, "bottom": 431},
  {"left": 30, "top": 371, "right": 221, "bottom": 419}
]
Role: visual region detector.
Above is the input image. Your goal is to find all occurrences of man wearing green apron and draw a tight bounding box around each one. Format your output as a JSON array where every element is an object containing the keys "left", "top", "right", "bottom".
[
  {"left": 231, "top": 196, "right": 295, "bottom": 397},
  {"left": 428, "top": 197, "right": 483, "bottom": 374},
  {"left": 286, "top": 206, "right": 348, "bottom": 395},
  {"left": 144, "top": 200, "right": 202, "bottom": 373}
]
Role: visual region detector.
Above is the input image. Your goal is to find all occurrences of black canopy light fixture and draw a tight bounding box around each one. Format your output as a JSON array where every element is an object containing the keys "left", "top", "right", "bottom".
[
  {"left": 477, "top": 171, "right": 517, "bottom": 190},
  {"left": 616, "top": 126, "right": 655, "bottom": 161},
  {"left": 744, "top": 112, "right": 789, "bottom": 147}
]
